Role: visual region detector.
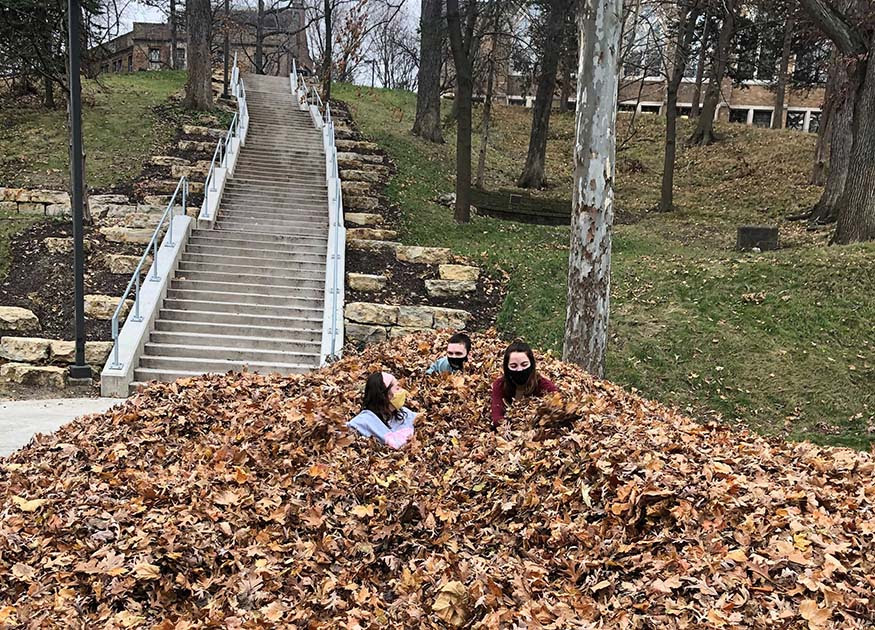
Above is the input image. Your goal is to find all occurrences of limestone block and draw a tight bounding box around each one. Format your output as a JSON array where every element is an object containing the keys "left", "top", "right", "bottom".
[
  {"left": 17, "top": 202, "right": 45, "bottom": 215},
  {"left": 347, "top": 228, "right": 397, "bottom": 241},
  {"left": 345, "top": 302, "right": 399, "bottom": 325},
  {"left": 388, "top": 326, "right": 432, "bottom": 339},
  {"left": 177, "top": 139, "right": 215, "bottom": 152},
  {"left": 142, "top": 195, "right": 173, "bottom": 207},
  {"left": 44, "top": 237, "right": 72, "bottom": 255},
  {"left": 337, "top": 152, "right": 384, "bottom": 166},
  {"left": 90, "top": 194, "right": 129, "bottom": 206},
  {"left": 334, "top": 128, "right": 358, "bottom": 141},
  {"left": 0, "top": 363, "right": 67, "bottom": 388},
  {"left": 150, "top": 155, "right": 190, "bottom": 167},
  {"left": 0, "top": 337, "right": 51, "bottom": 362},
  {"left": 149, "top": 180, "right": 204, "bottom": 195},
  {"left": 344, "top": 196, "right": 379, "bottom": 211},
  {"left": 0, "top": 201, "right": 17, "bottom": 213},
  {"left": 49, "top": 340, "right": 76, "bottom": 363},
  {"left": 426, "top": 279, "right": 477, "bottom": 297},
  {"left": 396, "top": 245, "right": 453, "bottom": 264},
  {"left": 348, "top": 273, "right": 387, "bottom": 292},
  {"left": 86, "top": 341, "right": 114, "bottom": 365},
  {"left": 0, "top": 187, "right": 24, "bottom": 202},
  {"left": 344, "top": 212, "right": 384, "bottom": 227},
  {"left": 25, "top": 189, "right": 70, "bottom": 205},
  {"left": 348, "top": 239, "right": 399, "bottom": 253},
  {"left": 342, "top": 170, "right": 381, "bottom": 183},
  {"left": 0, "top": 307, "right": 40, "bottom": 333},
  {"left": 335, "top": 140, "right": 381, "bottom": 154},
  {"left": 117, "top": 212, "right": 163, "bottom": 228},
  {"left": 46, "top": 203, "right": 71, "bottom": 216},
  {"left": 99, "top": 226, "right": 155, "bottom": 244},
  {"left": 341, "top": 181, "right": 377, "bottom": 197},
  {"left": 346, "top": 322, "right": 387, "bottom": 344},
  {"left": 439, "top": 264, "right": 480, "bottom": 282},
  {"left": 171, "top": 161, "right": 211, "bottom": 179},
  {"left": 397, "top": 306, "right": 434, "bottom": 328},
  {"left": 432, "top": 307, "right": 470, "bottom": 330},
  {"left": 182, "top": 124, "right": 224, "bottom": 139},
  {"left": 85, "top": 294, "right": 131, "bottom": 320},
  {"left": 106, "top": 254, "right": 149, "bottom": 274}
]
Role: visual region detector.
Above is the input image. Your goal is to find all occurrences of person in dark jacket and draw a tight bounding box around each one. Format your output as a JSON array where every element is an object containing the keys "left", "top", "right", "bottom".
[{"left": 490, "top": 341, "right": 557, "bottom": 425}]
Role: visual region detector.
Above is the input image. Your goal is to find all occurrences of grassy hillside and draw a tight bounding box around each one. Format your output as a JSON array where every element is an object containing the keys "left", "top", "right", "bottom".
[
  {"left": 335, "top": 83, "right": 875, "bottom": 449},
  {"left": 0, "top": 71, "right": 186, "bottom": 190}
]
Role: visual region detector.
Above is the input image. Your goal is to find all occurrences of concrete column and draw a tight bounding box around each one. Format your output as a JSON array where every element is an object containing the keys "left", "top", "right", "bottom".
[
  {"left": 747, "top": 109, "right": 755, "bottom": 126},
  {"left": 803, "top": 110, "right": 812, "bottom": 133}
]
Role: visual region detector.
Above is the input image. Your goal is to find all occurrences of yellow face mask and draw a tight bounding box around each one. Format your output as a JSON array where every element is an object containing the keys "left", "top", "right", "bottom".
[{"left": 390, "top": 389, "right": 408, "bottom": 410}]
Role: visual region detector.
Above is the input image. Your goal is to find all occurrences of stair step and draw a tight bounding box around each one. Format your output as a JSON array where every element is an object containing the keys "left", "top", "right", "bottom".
[
  {"left": 132, "top": 368, "right": 221, "bottom": 384},
  {"left": 215, "top": 221, "right": 328, "bottom": 236},
  {"left": 220, "top": 198, "right": 328, "bottom": 211},
  {"left": 159, "top": 307, "right": 323, "bottom": 329},
  {"left": 162, "top": 298, "right": 324, "bottom": 318},
  {"left": 170, "top": 278, "right": 325, "bottom": 296},
  {"left": 177, "top": 259, "right": 326, "bottom": 277},
  {"left": 144, "top": 342, "right": 319, "bottom": 364},
  {"left": 217, "top": 208, "right": 327, "bottom": 222},
  {"left": 173, "top": 269, "right": 325, "bottom": 288},
  {"left": 190, "top": 231, "right": 327, "bottom": 248},
  {"left": 221, "top": 190, "right": 327, "bottom": 201},
  {"left": 166, "top": 288, "right": 324, "bottom": 308},
  {"left": 151, "top": 326, "right": 322, "bottom": 347},
  {"left": 137, "top": 355, "right": 316, "bottom": 375},
  {"left": 185, "top": 243, "right": 327, "bottom": 262}
]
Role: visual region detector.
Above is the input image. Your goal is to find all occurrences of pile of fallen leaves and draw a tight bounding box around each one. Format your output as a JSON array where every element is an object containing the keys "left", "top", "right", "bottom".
[{"left": 2, "top": 331, "right": 873, "bottom": 629}]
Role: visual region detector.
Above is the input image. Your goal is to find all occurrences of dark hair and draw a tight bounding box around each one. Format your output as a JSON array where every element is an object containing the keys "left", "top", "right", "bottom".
[
  {"left": 362, "top": 372, "right": 400, "bottom": 425},
  {"left": 501, "top": 341, "right": 539, "bottom": 401},
  {"left": 448, "top": 332, "right": 471, "bottom": 353}
]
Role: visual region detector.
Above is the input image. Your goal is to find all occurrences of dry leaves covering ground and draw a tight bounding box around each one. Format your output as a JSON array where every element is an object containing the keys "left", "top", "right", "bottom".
[{"left": 1, "top": 331, "right": 873, "bottom": 629}]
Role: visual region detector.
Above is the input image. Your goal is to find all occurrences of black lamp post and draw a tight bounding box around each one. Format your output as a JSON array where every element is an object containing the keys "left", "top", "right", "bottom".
[{"left": 67, "top": 0, "right": 91, "bottom": 381}]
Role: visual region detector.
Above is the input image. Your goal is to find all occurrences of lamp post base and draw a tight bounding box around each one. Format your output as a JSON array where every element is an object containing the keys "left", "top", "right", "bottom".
[{"left": 69, "top": 364, "right": 92, "bottom": 380}]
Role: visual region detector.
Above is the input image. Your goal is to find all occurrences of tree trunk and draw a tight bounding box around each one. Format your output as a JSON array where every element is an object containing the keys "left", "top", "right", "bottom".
[
  {"left": 170, "top": 0, "right": 177, "bottom": 70},
  {"left": 809, "top": 54, "right": 853, "bottom": 224},
  {"left": 183, "top": 0, "right": 213, "bottom": 110},
  {"left": 412, "top": 0, "right": 445, "bottom": 143},
  {"left": 559, "top": 54, "right": 573, "bottom": 113},
  {"left": 832, "top": 41, "right": 875, "bottom": 243},
  {"left": 810, "top": 47, "right": 838, "bottom": 186},
  {"left": 772, "top": 15, "right": 795, "bottom": 129},
  {"left": 43, "top": 74, "right": 55, "bottom": 109},
  {"left": 476, "top": 53, "right": 495, "bottom": 188},
  {"left": 517, "top": 0, "right": 568, "bottom": 189},
  {"left": 322, "top": 0, "right": 333, "bottom": 100},
  {"left": 690, "top": 14, "right": 710, "bottom": 118},
  {"left": 256, "top": 0, "right": 265, "bottom": 74},
  {"left": 563, "top": 0, "right": 622, "bottom": 378},
  {"left": 689, "top": 0, "right": 734, "bottom": 146},
  {"left": 659, "top": 3, "right": 700, "bottom": 213},
  {"left": 446, "top": 0, "right": 475, "bottom": 223}
]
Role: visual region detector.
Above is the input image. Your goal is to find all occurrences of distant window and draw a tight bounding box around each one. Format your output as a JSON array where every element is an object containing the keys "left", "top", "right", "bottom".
[
  {"left": 786, "top": 111, "right": 805, "bottom": 130},
  {"left": 127, "top": 55, "right": 133, "bottom": 72},
  {"left": 729, "top": 108, "right": 749, "bottom": 124},
  {"left": 101, "top": 63, "right": 109, "bottom": 73},
  {"left": 148, "top": 47, "right": 161, "bottom": 70},
  {"left": 618, "top": 103, "right": 636, "bottom": 112},
  {"left": 174, "top": 48, "right": 186, "bottom": 68},
  {"left": 752, "top": 109, "right": 773, "bottom": 127},
  {"left": 808, "top": 111, "right": 821, "bottom": 134},
  {"left": 677, "top": 105, "right": 692, "bottom": 117},
  {"left": 640, "top": 104, "right": 660, "bottom": 114}
]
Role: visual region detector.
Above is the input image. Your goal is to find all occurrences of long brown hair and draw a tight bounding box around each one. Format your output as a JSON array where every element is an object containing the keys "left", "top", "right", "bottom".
[
  {"left": 362, "top": 372, "right": 401, "bottom": 425},
  {"left": 501, "top": 341, "right": 539, "bottom": 401}
]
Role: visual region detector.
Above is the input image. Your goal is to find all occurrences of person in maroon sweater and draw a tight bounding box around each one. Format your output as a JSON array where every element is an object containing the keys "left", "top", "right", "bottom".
[{"left": 491, "top": 341, "right": 557, "bottom": 425}]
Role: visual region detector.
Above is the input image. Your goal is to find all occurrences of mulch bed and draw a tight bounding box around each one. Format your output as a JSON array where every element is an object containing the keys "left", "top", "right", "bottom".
[
  {"left": 346, "top": 247, "right": 504, "bottom": 331},
  {"left": 0, "top": 220, "right": 141, "bottom": 341}
]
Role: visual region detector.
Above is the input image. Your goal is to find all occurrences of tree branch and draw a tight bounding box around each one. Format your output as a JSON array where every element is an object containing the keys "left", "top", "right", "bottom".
[{"left": 797, "top": 0, "right": 867, "bottom": 56}]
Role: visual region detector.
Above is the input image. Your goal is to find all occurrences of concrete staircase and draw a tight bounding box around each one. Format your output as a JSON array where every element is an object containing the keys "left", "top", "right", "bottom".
[{"left": 130, "top": 74, "right": 327, "bottom": 390}]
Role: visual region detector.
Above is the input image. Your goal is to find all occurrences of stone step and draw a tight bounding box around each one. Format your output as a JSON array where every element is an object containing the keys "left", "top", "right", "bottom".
[
  {"left": 232, "top": 164, "right": 325, "bottom": 176},
  {"left": 177, "top": 258, "right": 325, "bottom": 275},
  {"left": 215, "top": 220, "right": 328, "bottom": 236},
  {"left": 170, "top": 277, "right": 325, "bottom": 297},
  {"left": 151, "top": 325, "right": 322, "bottom": 347},
  {"left": 144, "top": 342, "right": 319, "bottom": 365},
  {"left": 227, "top": 172, "right": 326, "bottom": 185},
  {"left": 166, "top": 287, "right": 324, "bottom": 308},
  {"left": 162, "top": 297, "right": 323, "bottom": 319},
  {"left": 191, "top": 230, "right": 327, "bottom": 248},
  {"left": 132, "top": 368, "right": 217, "bottom": 387},
  {"left": 179, "top": 252, "right": 325, "bottom": 272},
  {"left": 173, "top": 268, "right": 325, "bottom": 288},
  {"left": 159, "top": 307, "right": 323, "bottom": 329},
  {"left": 221, "top": 200, "right": 328, "bottom": 213},
  {"left": 137, "top": 356, "right": 315, "bottom": 376},
  {"left": 221, "top": 188, "right": 327, "bottom": 201},
  {"left": 223, "top": 182, "right": 328, "bottom": 193},
  {"left": 184, "top": 243, "right": 327, "bottom": 263},
  {"left": 217, "top": 207, "right": 327, "bottom": 222}
]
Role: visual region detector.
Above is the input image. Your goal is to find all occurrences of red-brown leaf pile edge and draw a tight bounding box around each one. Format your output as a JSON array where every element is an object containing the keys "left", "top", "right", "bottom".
[{"left": 1, "top": 330, "right": 873, "bottom": 629}]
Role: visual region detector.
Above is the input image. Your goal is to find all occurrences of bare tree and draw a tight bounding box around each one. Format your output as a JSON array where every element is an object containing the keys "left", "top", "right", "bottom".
[
  {"left": 564, "top": 0, "right": 623, "bottom": 377},
  {"left": 184, "top": 0, "right": 213, "bottom": 110},
  {"left": 412, "top": 0, "right": 445, "bottom": 141},
  {"left": 688, "top": 0, "right": 734, "bottom": 146},
  {"left": 772, "top": 12, "right": 796, "bottom": 128}
]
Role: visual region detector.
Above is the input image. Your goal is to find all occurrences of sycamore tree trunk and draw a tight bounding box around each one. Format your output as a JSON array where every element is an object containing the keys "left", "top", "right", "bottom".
[
  {"left": 475, "top": 53, "right": 495, "bottom": 188},
  {"left": 412, "top": 0, "right": 445, "bottom": 143},
  {"left": 322, "top": 0, "right": 333, "bottom": 100},
  {"left": 690, "top": 14, "right": 710, "bottom": 118},
  {"left": 659, "top": 2, "right": 700, "bottom": 213},
  {"left": 563, "top": 0, "right": 622, "bottom": 377},
  {"left": 256, "top": 0, "right": 265, "bottom": 73},
  {"left": 446, "top": 0, "right": 475, "bottom": 223},
  {"left": 518, "top": 0, "right": 569, "bottom": 189},
  {"left": 772, "top": 15, "right": 795, "bottom": 129},
  {"left": 689, "top": 0, "right": 734, "bottom": 146},
  {"left": 184, "top": 0, "right": 213, "bottom": 110}
]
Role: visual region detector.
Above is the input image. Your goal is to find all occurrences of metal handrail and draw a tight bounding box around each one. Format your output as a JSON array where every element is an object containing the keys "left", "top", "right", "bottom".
[{"left": 109, "top": 176, "right": 187, "bottom": 370}]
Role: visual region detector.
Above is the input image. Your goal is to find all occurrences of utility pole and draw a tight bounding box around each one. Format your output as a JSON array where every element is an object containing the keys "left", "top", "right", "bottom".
[
  {"left": 223, "top": 0, "right": 230, "bottom": 97},
  {"left": 67, "top": 0, "right": 91, "bottom": 381}
]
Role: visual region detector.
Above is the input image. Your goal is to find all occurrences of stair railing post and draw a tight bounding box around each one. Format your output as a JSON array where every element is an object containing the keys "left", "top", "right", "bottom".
[{"left": 133, "top": 273, "right": 143, "bottom": 322}]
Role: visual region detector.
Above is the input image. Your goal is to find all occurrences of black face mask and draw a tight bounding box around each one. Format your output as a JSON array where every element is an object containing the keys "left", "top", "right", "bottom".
[
  {"left": 448, "top": 356, "right": 467, "bottom": 370},
  {"left": 507, "top": 365, "right": 534, "bottom": 386}
]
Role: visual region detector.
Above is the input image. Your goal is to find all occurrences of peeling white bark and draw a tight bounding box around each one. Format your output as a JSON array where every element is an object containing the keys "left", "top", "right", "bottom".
[{"left": 562, "top": 0, "right": 623, "bottom": 377}]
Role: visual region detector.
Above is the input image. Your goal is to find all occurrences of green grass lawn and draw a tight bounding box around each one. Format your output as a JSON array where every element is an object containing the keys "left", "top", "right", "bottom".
[
  {"left": 335, "top": 83, "right": 875, "bottom": 449},
  {"left": 0, "top": 71, "right": 187, "bottom": 191}
]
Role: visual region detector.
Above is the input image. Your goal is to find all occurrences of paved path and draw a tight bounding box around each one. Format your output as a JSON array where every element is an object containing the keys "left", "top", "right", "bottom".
[{"left": 0, "top": 398, "right": 124, "bottom": 457}]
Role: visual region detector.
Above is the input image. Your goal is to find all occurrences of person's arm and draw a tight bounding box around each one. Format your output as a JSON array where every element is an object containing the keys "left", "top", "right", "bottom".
[
  {"left": 490, "top": 379, "right": 506, "bottom": 426},
  {"left": 348, "top": 412, "right": 389, "bottom": 443},
  {"left": 539, "top": 377, "right": 558, "bottom": 394},
  {"left": 426, "top": 359, "right": 439, "bottom": 375}
]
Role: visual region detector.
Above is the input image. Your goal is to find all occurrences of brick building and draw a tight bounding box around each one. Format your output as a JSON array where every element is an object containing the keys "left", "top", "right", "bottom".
[{"left": 89, "top": 9, "right": 313, "bottom": 78}]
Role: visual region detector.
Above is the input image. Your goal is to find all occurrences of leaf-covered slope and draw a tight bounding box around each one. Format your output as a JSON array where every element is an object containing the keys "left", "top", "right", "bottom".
[{"left": 1, "top": 331, "right": 873, "bottom": 628}]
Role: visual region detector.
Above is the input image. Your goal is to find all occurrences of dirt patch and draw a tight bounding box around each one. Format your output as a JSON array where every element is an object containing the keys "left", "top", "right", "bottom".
[{"left": 0, "top": 220, "right": 142, "bottom": 340}]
